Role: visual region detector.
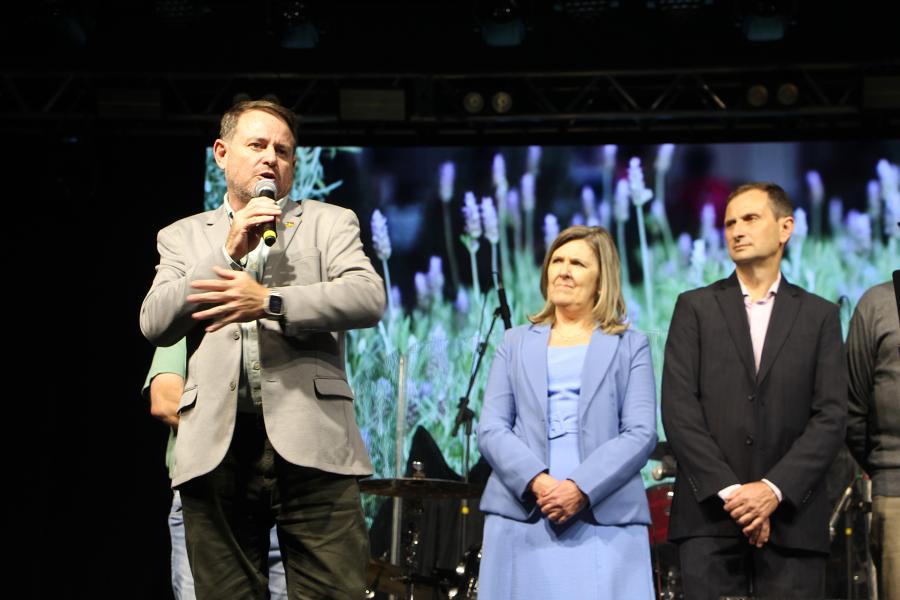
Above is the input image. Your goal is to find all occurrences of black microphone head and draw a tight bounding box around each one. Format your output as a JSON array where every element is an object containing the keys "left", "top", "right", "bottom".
[{"left": 254, "top": 179, "right": 278, "bottom": 199}]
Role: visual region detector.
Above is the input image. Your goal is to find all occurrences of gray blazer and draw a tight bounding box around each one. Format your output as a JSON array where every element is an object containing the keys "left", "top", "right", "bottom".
[{"left": 140, "top": 199, "right": 386, "bottom": 487}]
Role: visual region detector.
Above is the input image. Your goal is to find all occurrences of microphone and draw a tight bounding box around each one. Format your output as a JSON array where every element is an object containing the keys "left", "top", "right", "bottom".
[
  {"left": 496, "top": 278, "right": 512, "bottom": 330},
  {"left": 253, "top": 179, "right": 278, "bottom": 247}
]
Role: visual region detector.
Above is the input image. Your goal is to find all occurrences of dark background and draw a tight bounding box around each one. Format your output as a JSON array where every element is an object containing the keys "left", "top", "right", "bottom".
[{"left": 6, "top": 1, "right": 899, "bottom": 598}]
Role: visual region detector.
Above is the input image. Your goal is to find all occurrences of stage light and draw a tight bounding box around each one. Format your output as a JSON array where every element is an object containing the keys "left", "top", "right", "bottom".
[
  {"left": 776, "top": 82, "right": 799, "bottom": 106},
  {"left": 463, "top": 92, "right": 485, "bottom": 114},
  {"left": 280, "top": 0, "right": 319, "bottom": 49},
  {"left": 746, "top": 84, "right": 769, "bottom": 108},
  {"left": 738, "top": 0, "right": 791, "bottom": 42},
  {"left": 478, "top": 0, "right": 526, "bottom": 47},
  {"left": 491, "top": 91, "right": 513, "bottom": 114}
]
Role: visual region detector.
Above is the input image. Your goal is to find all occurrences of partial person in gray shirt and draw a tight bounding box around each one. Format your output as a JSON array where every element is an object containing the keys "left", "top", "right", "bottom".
[{"left": 846, "top": 280, "right": 900, "bottom": 600}]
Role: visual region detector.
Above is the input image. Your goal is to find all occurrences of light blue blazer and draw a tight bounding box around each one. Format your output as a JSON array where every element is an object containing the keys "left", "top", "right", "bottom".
[{"left": 478, "top": 323, "right": 657, "bottom": 525}]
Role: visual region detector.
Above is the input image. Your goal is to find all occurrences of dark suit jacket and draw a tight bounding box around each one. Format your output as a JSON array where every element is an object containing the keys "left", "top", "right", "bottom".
[{"left": 661, "top": 273, "right": 846, "bottom": 553}]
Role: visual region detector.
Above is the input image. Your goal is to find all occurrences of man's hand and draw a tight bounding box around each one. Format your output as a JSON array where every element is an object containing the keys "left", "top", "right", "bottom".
[
  {"left": 747, "top": 517, "right": 771, "bottom": 548},
  {"left": 188, "top": 266, "right": 269, "bottom": 332},
  {"left": 224, "top": 196, "right": 282, "bottom": 261},
  {"left": 723, "top": 480, "right": 779, "bottom": 535},
  {"left": 536, "top": 479, "right": 589, "bottom": 524},
  {"left": 149, "top": 372, "right": 183, "bottom": 429}
]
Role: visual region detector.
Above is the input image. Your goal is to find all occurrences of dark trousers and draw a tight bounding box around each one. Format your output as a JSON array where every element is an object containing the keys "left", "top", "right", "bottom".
[
  {"left": 179, "top": 413, "right": 369, "bottom": 600},
  {"left": 678, "top": 536, "right": 826, "bottom": 600}
]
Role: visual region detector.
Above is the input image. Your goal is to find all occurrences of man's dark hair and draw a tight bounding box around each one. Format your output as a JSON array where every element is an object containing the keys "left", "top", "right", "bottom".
[
  {"left": 726, "top": 182, "right": 793, "bottom": 219},
  {"left": 219, "top": 100, "right": 298, "bottom": 145}
]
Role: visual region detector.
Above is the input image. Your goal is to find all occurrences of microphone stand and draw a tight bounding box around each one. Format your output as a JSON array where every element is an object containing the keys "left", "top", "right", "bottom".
[{"left": 451, "top": 300, "right": 505, "bottom": 564}]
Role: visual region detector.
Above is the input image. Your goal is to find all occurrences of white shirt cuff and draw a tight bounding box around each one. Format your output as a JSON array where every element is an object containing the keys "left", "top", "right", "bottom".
[
  {"left": 761, "top": 478, "right": 783, "bottom": 503},
  {"left": 718, "top": 483, "right": 741, "bottom": 501}
]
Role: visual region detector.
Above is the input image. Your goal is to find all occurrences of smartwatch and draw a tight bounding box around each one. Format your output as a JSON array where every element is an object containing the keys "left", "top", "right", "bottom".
[{"left": 264, "top": 292, "right": 285, "bottom": 319}]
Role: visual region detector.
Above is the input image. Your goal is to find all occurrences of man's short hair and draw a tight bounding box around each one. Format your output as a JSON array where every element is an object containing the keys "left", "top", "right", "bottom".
[
  {"left": 219, "top": 100, "right": 298, "bottom": 146},
  {"left": 726, "top": 182, "right": 793, "bottom": 219}
]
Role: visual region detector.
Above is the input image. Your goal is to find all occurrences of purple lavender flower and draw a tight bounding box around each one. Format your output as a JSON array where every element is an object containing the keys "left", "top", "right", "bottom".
[
  {"left": 544, "top": 213, "right": 560, "bottom": 250},
  {"left": 481, "top": 196, "right": 500, "bottom": 244},
  {"left": 521, "top": 172, "right": 536, "bottom": 212},
  {"left": 492, "top": 153, "right": 508, "bottom": 192},
  {"left": 845, "top": 210, "right": 872, "bottom": 254},
  {"left": 414, "top": 272, "right": 429, "bottom": 308},
  {"left": 793, "top": 207, "right": 809, "bottom": 241},
  {"left": 628, "top": 157, "right": 653, "bottom": 207},
  {"left": 677, "top": 232, "right": 692, "bottom": 266},
  {"left": 426, "top": 324, "right": 449, "bottom": 380},
  {"left": 690, "top": 239, "right": 707, "bottom": 278},
  {"left": 426, "top": 256, "right": 444, "bottom": 300},
  {"left": 370, "top": 209, "right": 392, "bottom": 261},
  {"left": 581, "top": 186, "right": 597, "bottom": 221},
  {"left": 614, "top": 178, "right": 630, "bottom": 223},
  {"left": 806, "top": 171, "right": 824, "bottom": 206},
  {"left": 527, "top": 146, "right": 542, "bottom": 174},
  {"left": 827, "top": 198, "right": 843, "bottom": 235},
  {"left": 655, "top": 144, "right": 675, "bottom": 172},
  {"left": 454, "top": 288, "right": 469, "bottom": 314},
  {"left": 700, "top": 203, "right": 721, "bottom": 252},
  {"left": 571, "top": 213, "right": 585, "bottom": 226},
  {"left": 439, "top": 161, "right": 455, "bottom": 203},
  {"left": 506, "top": 188, "right": 521, "bottom": 229},
  {"left": 597, "top": 201, "right": 611, "bottom": 229},
  {"left": 602, "top": 145, "right": 617, "bottom": 170},
  {"left": 868, "top": 180, "right": 881, "bottom": 216},
  {"left": 462, "top": 192, "right": 482, "bottom": 240}
]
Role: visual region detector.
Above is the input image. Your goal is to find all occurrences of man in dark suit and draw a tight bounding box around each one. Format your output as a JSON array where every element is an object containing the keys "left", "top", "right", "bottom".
[{"left": 661, "top": 182, "right": 847, "bottom": 600}]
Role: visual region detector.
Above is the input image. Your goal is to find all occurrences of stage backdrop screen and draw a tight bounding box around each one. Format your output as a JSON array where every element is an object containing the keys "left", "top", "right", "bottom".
[{"left": 205, "top": 141, "right": 899, "bottom": 522}]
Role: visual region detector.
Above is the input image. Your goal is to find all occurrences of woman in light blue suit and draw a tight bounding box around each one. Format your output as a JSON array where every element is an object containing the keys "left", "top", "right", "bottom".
[{"left": 477, "top": 226, "right": 657, "bottom": 600}]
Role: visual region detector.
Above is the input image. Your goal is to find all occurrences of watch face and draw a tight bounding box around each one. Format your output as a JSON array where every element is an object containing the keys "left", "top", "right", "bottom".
[{"left": 268, "top": 294, "right": 284, "bottom": 315}]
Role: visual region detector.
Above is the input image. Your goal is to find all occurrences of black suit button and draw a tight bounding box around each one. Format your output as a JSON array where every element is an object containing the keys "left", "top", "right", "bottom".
[
  {"left": 748, "top": 394, "right": 756, "bottom": 402},
  {"left": 746, "top": 435, "right": 754, "bottom": 445}
]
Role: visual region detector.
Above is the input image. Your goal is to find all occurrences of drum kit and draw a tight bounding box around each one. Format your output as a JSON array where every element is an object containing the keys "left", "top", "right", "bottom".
[{"left": 361, "top": 470, "right": 484, "bottom": 599}]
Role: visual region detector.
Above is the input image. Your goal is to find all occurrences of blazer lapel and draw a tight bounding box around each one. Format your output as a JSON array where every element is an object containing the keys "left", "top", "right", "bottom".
[
  {"left": 203, "top": 204, "right": 230, "bottom": 254},
  {"left": 522, "top": 324, "right": 550, "bottom": 419},
  {"left": 756, "top": 278, "right": 802, "bottom": 386},
  {"left": 714, "top": 273, "right": 758, "bottom": 385},
  {"left": 578, "top": 329, "right": 619, "bottom": 420},
  {"left": 262, "top": 199, "right": 304, "bottom": 287}
]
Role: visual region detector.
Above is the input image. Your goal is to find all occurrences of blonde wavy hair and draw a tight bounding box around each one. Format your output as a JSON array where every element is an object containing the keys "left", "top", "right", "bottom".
[{"left": 528, "top": 226, "right": 628, "bottom": 335}]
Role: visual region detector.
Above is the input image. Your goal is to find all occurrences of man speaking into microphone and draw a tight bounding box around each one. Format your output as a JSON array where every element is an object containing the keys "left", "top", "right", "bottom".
[{"left": 140, "top": 99, "right": 386, "bottom": 599}]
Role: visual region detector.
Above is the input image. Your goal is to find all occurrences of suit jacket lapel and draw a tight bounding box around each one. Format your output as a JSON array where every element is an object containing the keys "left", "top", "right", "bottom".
[
  {"left": 756, "top": 278, "right": 802, "bottom": 385},
  {"left": 522, "top": 324, "right": 550, "bottom": 419},
  {"left": 203, "top": 204, "right": 230, "bottom": 255},
  {"left": 262, "top": 199, "right": 304, "bottom": 286},
  {"left": 714, "top": 273, "right": 758, "bottom": 385},
  {"left": 579, "top": 329, "right": 619, "bottom": 420}
]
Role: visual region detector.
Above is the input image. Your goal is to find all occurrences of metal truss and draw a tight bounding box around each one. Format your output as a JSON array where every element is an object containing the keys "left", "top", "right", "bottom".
[{"left": 2, "top": 61, "right": 898, "bottom": 142}]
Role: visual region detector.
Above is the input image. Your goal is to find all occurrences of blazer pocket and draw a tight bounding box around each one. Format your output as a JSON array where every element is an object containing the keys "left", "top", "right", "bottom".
[
  {"left": 178, "top": 385, "right": 198, "bottom": 414},
  {"left": 286, "top": 248, "right": 323, "bottom": 283},
  {"left": 313, "top": 377, "right": 354, "bottom": 401}
]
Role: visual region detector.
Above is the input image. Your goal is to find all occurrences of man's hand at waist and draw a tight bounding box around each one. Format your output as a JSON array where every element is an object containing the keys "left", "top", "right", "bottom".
[
  {"left": 187, "top": 265, "right": 268, "bottom": 332},
  {"left": 723, "top": 480, "right": 780, "bottom": 537}
]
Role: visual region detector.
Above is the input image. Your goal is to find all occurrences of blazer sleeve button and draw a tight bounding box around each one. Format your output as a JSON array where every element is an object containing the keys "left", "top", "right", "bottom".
[{"left": 745, "top": 435, "right": 754, "bottom": 445}]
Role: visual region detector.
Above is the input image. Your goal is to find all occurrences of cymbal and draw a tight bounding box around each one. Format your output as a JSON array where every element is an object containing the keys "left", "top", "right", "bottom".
[
  {"left": 365, "top": 559, "right": 441, "bottom": 597},
  {"left": 359, "top": 477, "right": 484, "bottom": 499}
]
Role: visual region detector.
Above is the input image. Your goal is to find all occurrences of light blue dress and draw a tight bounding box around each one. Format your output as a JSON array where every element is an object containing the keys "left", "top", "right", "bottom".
[{"left": 478, "top": 344, "right": 655, "bottom": 600}]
